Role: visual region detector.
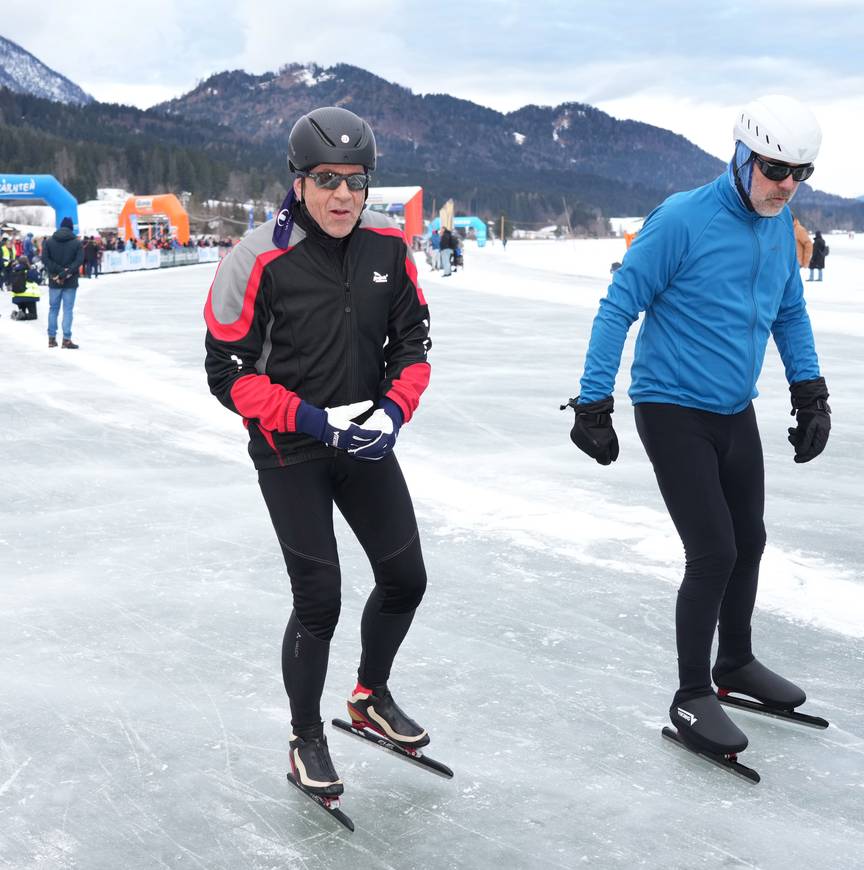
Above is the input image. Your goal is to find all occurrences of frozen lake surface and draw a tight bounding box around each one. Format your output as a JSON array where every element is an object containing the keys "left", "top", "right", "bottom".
[{"left": 2, "top": 236, "right": 863, "bottom": 869}]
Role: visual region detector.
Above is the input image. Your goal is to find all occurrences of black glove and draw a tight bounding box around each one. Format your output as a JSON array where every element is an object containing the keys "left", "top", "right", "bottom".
[
  {"left": 787, "top": 377, "right": 831, "bottom": 463},
  {"left": 561, "top": 395, "right": 619, "bottom": 465}
]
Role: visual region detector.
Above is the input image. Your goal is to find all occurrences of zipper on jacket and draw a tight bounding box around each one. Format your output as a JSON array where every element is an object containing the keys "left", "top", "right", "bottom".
[
  {"left": 344, "top": 279, "right": 357, "bottom": 399},
  {"left": 747, "top": 223, "right": 760, "bottom": 406},
  {"left": 336, "top": 249, "right": 358, "bottom": 402}
]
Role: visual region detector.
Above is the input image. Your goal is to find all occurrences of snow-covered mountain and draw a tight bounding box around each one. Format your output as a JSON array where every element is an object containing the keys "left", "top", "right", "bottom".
[{"left": 0, "top": 34, "right": 92, "bottom": 105}]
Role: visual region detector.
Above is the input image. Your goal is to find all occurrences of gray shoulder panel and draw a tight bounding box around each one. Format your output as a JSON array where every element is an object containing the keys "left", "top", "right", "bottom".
[
  {"left": 208, "top": 219, "right": 305, "bottom": 324},
  {"left": 360, "top": 209, "right": 401, "bottom": 231}
]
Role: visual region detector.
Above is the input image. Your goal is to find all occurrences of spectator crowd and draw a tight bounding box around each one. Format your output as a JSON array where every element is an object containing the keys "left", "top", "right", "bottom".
[{"left": 2, "top": 226, "right": 237, "bottom": 328}]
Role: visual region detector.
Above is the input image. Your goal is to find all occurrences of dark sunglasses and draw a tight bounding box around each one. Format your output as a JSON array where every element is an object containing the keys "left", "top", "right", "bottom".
[
  {"left": 752, "top": 154, "right": 814, "bottom": 183},
  {"left": 302, "top": 171, "right": 369, "bottom": 191}
]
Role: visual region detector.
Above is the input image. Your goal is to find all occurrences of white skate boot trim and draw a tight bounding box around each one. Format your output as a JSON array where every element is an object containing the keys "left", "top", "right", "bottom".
[
  {"left": 291, "top": 747, "right": 342, "bottom": 789},
  {"left": 368, "top": 706, "right": 428, "bottom": 744},
  {"left": 349, "top": 689, "right": 372, "bottom": 702},
  {"left": 677, "top": 707, "right": 699, "bottom": 726}
]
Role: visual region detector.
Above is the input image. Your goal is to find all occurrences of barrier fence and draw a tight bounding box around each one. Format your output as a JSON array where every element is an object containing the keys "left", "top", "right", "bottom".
[{"left": 100, "top": 246, "right": 223, "bottom": 274}]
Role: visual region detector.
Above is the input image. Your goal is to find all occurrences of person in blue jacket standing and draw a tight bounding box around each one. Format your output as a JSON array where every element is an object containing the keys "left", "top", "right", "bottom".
[{"left": 563, "top": 95, "right": 831, "bottom": 760}]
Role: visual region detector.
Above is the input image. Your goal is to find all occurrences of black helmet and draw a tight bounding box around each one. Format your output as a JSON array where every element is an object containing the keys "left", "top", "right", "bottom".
[{"left": 287, "top": 106, "right": 376, "bottom": 172}]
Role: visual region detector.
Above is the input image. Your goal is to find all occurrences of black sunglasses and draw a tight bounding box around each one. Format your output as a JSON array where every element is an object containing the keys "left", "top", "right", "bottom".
[
  {"left": 302, "top": 171, "right": 369, "bottom": 191},
  {"left": 752, "top": 155, "right": 814, "bottom": 183}
]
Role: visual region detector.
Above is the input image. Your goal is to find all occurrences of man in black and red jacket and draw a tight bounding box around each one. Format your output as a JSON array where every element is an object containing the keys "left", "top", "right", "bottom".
[{"left": 205, "top": 107, "right": 432, "bottom": 800}]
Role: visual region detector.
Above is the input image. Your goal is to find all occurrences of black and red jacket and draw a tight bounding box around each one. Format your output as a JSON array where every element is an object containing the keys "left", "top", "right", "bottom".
[{"left": 204, "top": 206, "right": 431, "bottom": 468}]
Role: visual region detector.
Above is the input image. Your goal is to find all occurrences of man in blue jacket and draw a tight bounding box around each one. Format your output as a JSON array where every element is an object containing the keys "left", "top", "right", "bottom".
[{"left": 564, "top": 95, "right": 831, "bottom": 759}]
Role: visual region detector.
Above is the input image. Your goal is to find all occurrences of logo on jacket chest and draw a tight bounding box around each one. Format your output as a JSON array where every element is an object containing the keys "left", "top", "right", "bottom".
[{"left": 372, "top": 271, "right": 389, "bottom": 284}]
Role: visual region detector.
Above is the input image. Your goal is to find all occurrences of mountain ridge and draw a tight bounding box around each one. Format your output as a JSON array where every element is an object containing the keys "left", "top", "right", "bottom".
[
  {"left": 1, "top": 45, "right": 862, "bottom": 229},
  {"left": 0, "top": 35, "right": 92, "bottom": 105},
  {"left": 154, "top": 62, "right": 862, "bottom": 227}
]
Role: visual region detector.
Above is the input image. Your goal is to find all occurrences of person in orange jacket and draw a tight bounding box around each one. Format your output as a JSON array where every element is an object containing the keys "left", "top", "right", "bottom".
[{"left": 792, "top": 215, "right": 813, "bottom": 269}]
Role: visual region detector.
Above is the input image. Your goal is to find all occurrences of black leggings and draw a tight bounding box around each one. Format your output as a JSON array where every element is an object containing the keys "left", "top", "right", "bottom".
[
  {"left": 258, "top": 451, "right": 427, "bottom": 731},
  {"left": 634, "top": 403, "right": 766, "bottom": 702}
]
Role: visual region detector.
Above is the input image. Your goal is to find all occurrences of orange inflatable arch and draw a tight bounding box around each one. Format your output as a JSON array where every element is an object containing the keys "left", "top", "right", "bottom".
[{"left": 118, "top": 194, "right": 190, "bottom": 244}]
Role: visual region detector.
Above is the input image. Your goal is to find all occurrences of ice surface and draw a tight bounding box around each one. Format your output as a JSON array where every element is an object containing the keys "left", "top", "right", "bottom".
[{"left": 1, "top": 238, "right": 863, "bottom": 869}]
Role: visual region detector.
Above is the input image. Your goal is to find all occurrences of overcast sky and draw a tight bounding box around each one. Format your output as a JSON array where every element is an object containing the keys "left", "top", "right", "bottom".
[{"left": 4, "top": 0, "right": 863, "bottom": 198}]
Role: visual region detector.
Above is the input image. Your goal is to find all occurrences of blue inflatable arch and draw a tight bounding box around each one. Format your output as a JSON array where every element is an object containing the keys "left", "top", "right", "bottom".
[
  {"left": 0, "top": 174, "right": 79, "bottom": 233},
  {"left": 429, "top": 215, "right": 488, "bottom": 247}
]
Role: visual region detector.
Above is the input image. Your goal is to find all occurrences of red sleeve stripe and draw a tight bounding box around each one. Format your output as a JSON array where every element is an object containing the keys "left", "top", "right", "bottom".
[
  {"left": 362, "top": 226, "right": 426, "bottom": 305},
  {"left": 386, "top": 362, "right": 431, "bottom": 424},
  {"left": 204, "top": 248, "right": 287, "bottom": 342},
  {"left": 230, "top": 373, "right": 302, "bottom": 433}
]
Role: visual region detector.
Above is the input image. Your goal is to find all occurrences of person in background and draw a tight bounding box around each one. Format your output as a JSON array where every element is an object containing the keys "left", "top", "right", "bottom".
[
  {"left": 807, "top": 231, "right": 828, "bottom": 281},
  {"left": 23, "top": 232, "right": 37, "bottom": 262},
  {"left": 429, "top": 228, "right": 441, "bottom": 270},
  {"left": 439, "top": 226, "right": 453, "bottom": 276},
  {"left": 83, "top": 236, "right": 99, "bottom": 279},
  {"left": 9, "top": 255, "right": 42, "bottom": 320},
  {"left": 42, "top": 217, "right": 84, "bottom": 349},
  {"left": 564, "top": 94, "right": 830, "bottom": 763},
  {"left": 792, "top": 215, "right": 812, "bottom": 270},
  {"left": 452, "top": 232, "right": 463, "bottom": 271},
  {"left": 1, "top": 236, "right": 15, "bottom": 290}
]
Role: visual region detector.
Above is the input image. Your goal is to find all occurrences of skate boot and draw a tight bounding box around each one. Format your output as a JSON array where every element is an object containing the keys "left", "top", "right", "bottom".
[
  {"left": 347, "top": 683, "right": 430, "bottom": 750},
  {"left": 288, "top": 733, "right": 343, "bottom": 797},
  {"left": 713, "top": 658, "right": 805, "bottom": 710},
  {"left": 48, "top": 336, "right": 58, "bottom": 348},
  {"left": 669, "top": 693, "right": 748, "bottom": 756},
  {"left": 62, "top": 339, "right": 79, "bottom": 349}
]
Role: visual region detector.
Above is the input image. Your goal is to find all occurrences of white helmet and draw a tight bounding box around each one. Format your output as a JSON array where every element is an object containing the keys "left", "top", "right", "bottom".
[{"left": 733, "top": 95, "right": 821, "bottom": 163}]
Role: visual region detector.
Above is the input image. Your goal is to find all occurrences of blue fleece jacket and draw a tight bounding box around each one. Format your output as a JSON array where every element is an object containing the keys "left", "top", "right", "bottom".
[{"left": 578, "top": 174, "right": 820, "bottom": 414}]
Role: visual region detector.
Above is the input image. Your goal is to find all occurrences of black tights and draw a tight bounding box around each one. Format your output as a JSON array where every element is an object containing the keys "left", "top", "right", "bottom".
[
  {"left": 258, "top": 452, "right": 427, "bottom": 733},
  {"left": 635, "top": 403, "right": 766, "bottom": 702}
]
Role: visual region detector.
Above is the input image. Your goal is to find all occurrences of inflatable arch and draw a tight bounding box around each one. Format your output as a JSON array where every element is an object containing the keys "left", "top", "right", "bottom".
[
  {"left": 429, "top": 216, "right": 487, "bottom": 247},
  {"left": 119, "top": 194, "right": 190, "bottom": 244},
  {"left": 0, "top": 174, "right": 79, "bottom": 232}
]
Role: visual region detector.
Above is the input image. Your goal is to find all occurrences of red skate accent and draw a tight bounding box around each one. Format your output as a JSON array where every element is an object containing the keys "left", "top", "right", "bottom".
[
  {"left": 352, "top": 681, "right": 373, "bottom": 696},
  {"left": 717, "top": 688, "right": 730, "bottom": 698},
  {"left": 347, "top": 709, "right": 421, "bottom": 756}
]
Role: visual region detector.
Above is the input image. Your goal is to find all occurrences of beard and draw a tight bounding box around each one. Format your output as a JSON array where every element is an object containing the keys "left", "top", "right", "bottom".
[{"left": 752, "top": 190, "right": 795, "bottom": 217}]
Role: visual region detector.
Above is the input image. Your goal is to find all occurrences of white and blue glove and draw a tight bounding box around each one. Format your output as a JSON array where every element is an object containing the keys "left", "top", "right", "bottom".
[
  {"left": 295, "top": 399, "right": 381, "bottom": 451},
  {"left": 349, "top": 398, "right": 403, "bottom": 461}
]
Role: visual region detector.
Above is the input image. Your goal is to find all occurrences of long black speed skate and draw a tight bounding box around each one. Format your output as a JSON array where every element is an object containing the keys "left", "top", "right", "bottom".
[
  {"left": 662, "top": 694, "right": 759, "bottom": 784},
  {"left": 332, "top": 683, "right": 453, "bottom": 779},
  {"left": 714, "top": 658, "right": 829, "bottom": 729},
  {"left": 286, "top": 732, "right": 353, "bottom": 831}
]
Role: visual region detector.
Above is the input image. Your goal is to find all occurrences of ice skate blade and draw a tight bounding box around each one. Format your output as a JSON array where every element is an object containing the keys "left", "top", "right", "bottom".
[
  {"left": 661, "top": 727, "right": 760, "bottom": 784},
  {"left": 286, "top": 772, "right": 354, "bottom": 831},
  {"left": 332, "top": 718, "right": 454, "bottom": 779},
  {"left": 717, "top": 693, "right": 829, "bottom": 729}
]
